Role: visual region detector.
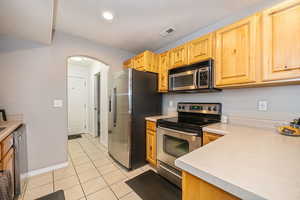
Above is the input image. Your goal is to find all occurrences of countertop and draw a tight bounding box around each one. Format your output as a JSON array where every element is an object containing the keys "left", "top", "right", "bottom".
[
  {"left": 175, "top": 123, "right": 300, "bottom": 200},
  {"left": 145, "top": 114, "right": 177, "bottom": 122},
  {"left": 0, "top": 120, "right": 23, "bottom": 141}
]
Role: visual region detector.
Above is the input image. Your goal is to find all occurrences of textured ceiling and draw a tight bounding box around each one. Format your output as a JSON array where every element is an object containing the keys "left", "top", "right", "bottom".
[
  {"left": 0, "top": 0, "right": 284, "bottom": 53},
  {"left": 53, "top": 0, "right": 270, "bottom": 53},
  {"left": 0, "top": 0, "right": 54, "bottom": 44}
]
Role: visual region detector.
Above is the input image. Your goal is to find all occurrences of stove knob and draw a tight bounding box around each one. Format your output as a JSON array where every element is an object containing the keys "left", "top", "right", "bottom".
[
  {"left": 199, "top": 106, "right": 203, "bottom": 110},
  {"left": 208, "top": 107, "right": 212, "bottom": 111},
  {"left": 182, "top": 106, "right": 185, "bottom": 110},
  {"left": 213, "top": 106, "right": 217, "bottom": 111},
  {"left": 178, "top": 106, "right": 182, "bottom": 109}
]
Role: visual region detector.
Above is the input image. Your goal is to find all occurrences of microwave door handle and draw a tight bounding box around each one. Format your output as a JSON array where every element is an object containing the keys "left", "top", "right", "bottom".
[
  {"left": 194, "top": 70, "right": 198, "bottom": 88},
  {"left": 169, "top": 76, "right": 174, "bottom": 91}
]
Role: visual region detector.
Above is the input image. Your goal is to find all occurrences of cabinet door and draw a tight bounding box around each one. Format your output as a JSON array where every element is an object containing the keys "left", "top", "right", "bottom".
[
  {"left": 146, "top": 121, "right": 156, "bottom": 132},
  {"left": 1, "top": 148, "right": 14, "bottom": 196},
  {"left": 158, "top": 52, "right": 169, "bottom": 92},
  {"left": 170, "top": 44, "right": 188, "bottom": 69},
  {"left": 188, "top": 33, "right": 214, "bottom": 64},
  {"left": 146, "top": 131, "right": 156, "bottom": 166},
  {"left": 182, "top": 171, "right": 240, "bottom": 200},
  {"left": 262, "top": 0, "right": 300, "bottom": 81},
  {"left": 134, "top": 53, "right": 147, "bottom": 71},
  {"left": 215, "top": 15, "right": 258, "bottom": 86},
  {"left": 134, "top": 51, "right": 158, "bottom": 73}
]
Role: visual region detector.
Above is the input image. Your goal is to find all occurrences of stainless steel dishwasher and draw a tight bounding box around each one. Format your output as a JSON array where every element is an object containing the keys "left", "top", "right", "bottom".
[{"left": 14, "top": 125, "right": 28, "bottom": 198}]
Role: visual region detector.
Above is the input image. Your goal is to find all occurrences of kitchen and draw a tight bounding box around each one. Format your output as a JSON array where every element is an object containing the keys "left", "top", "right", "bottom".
[{"left": 0, "top": 0, "right": 300, "bottom": 199}]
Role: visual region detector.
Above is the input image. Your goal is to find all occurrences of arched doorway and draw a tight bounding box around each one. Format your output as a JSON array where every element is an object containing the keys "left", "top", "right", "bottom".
[{"left": 67, "top": 56, "right": 110, "bottom": 146}]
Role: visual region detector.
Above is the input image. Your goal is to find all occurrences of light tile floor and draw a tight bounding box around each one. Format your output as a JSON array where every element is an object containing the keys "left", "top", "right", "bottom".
[{"left": 21, "top": 134, "right": 156, "bottom": 200}]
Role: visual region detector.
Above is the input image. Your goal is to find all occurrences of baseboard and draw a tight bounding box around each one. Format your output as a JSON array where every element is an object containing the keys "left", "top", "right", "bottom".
[{"left": 27, "top": 162, "right": 69, "bottom": 177}]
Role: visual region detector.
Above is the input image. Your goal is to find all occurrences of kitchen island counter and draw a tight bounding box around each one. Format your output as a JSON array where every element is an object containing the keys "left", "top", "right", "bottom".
[{"left": 175, "top": 123, "right": 300, "bottom": 200}]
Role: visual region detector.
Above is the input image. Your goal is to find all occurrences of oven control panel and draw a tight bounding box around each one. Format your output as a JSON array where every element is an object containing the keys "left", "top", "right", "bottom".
[{"left": 177, "top": 103, "right": 221, "bottom": 115}]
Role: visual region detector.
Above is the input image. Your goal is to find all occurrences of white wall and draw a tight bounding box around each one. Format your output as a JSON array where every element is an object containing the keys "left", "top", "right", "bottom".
[
  {"left": 0, "top": 32, "right": 134, "bottom": 172},
  {"left": 163, "top": 86, "right": 300, "bottom": 124}
]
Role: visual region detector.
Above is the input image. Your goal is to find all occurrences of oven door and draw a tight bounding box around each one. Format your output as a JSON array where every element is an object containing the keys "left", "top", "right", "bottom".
[
  {"left": 169, "top": 69, "right": 198, "bottom": 91},
  {"left": 157, "top": 126, "right": 202, "bottom": 170}
]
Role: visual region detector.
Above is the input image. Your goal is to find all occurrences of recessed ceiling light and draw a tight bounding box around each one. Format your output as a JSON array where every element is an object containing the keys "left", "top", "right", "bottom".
[{"left": 102, "top": 11, "right": 114, "bottom": 20}]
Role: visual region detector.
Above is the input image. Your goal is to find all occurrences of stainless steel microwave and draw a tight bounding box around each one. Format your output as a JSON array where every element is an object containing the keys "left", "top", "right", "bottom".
[{"left": 168, "top": 59, "right": 220, "bottom": 92}]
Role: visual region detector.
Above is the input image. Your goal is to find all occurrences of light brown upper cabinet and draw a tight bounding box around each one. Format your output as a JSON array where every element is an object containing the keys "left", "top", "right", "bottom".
[
  {"left": 134, "top": 50, "right": 158, "bottom": 73},
  {"left": 215, "top": 15, "right": 259, "bottom": 87},
  {"left": 158, "top": 51, "right": 170, "bottom": 92},
  {"left": 262, "top": 0, "right": 300, "bottom": 81},
  {"left": 188, "top": 33, "right": 214, "bottom": 64},
  {"left": 169, "top": 44, "right": 188, "bottom": 69},
  {"left": 123, "top": 58, "right": 134, "bottom": 68}
]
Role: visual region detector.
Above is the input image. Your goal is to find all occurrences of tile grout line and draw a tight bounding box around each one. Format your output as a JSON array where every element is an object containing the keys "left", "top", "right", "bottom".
[
  {"left": 83, "top": 134, "right": 134, "bottom": 199},
  {"left": 78, "top": 134, "right": 122, "bottom": 200},
  {"left": 76, "top": 134, "right": 122, "bottom": 200},
  {"left": 84, "top": 134, "right": 150, "bottom": 199},
  {"left": 68, "top": 139, "right": 89, "bottom": 200}
]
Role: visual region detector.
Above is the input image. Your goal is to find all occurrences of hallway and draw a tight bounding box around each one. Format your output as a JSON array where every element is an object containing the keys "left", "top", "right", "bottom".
[{"left": 22, "top": 134, "right": 154, "bottom": 200}]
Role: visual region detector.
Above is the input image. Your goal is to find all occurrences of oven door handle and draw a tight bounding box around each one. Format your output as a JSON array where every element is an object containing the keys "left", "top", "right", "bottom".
[
  {"left": 158, "top": 127, "right": 198, "bottom": 136},
  {"left": 159, "top": 164, "right": 182, "bottom": 179}
]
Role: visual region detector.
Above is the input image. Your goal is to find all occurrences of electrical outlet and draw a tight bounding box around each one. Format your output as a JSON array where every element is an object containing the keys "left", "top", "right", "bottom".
[
  {"left": 169, "top": 101, "right": 174, "bottom": 107},
  {"left": 53, "top": 99, "right": 63, "bottom": 108},
  {"left": 258, "top": 100, "right": 268, "bottom": 111}
]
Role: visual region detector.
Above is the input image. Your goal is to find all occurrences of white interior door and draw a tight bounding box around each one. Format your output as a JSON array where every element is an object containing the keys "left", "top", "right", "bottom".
[{"left": 68, "top": 76, "right": 88, "bottom": 135}]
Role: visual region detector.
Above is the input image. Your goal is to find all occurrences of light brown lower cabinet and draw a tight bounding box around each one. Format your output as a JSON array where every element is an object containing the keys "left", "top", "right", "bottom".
[
  {"left": 0, "top": 147, "right": 15, "bottom": 196},
  {"left": 146, "top": 121, "right": 157, "bottom": 166},
  {"left": 182, "top": 171, "right": 240, "bottom": 200},
  {"left": 203, "top": 132, "right": 223, "bottom": 145}
]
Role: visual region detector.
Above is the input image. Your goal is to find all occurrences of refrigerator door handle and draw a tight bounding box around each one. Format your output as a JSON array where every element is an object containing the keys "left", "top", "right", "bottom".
[
  {"left": 128, "top": 69, "right": 132, "bottom": 114},
  {"left": 113, "top": 87, "right": 117, "bottom": 127}
]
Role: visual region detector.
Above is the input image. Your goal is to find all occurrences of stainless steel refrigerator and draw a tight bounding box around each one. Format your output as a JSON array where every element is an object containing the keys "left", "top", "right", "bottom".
[{"left": 108, "top": 68, "right": 162, "bottom": 170}]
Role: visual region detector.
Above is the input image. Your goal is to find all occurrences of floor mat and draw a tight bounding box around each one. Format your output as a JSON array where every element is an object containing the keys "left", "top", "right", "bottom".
[
  {"left": 36, "top": 190, "right": 65, "bottom": 200},
  {"left": 68, "top": 134, "right": 82, "bottom": 140},
  {"left": 126, "top": 170, "right": 181, "bottom": 200}
]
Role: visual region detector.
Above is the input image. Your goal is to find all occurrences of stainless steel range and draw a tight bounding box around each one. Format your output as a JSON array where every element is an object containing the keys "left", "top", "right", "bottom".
[{"left": 157, "top": 102, "right": 222, "bottom": 187}]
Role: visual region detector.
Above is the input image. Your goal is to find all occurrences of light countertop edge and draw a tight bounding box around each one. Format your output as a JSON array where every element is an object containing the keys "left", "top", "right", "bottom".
[
  {"left": 0, "top": 121, "right": 23, "bottom": 141},
  {"left": 203, "top": 126, "right": 229, "bottom": 135},
  {"left": 175, "top": 159, "right": 266, "bottom": 200},
  {"left": 145, "top": 114, "right": 177, "bottom": 122}
]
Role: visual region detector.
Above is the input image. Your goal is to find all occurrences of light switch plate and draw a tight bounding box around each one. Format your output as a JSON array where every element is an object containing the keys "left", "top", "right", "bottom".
[
  {"left": 53, "top": 100, "right": 63, "bottom": 108},
  {"left": 258, "top": 100, "right": 268, "bottom": 111}
]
